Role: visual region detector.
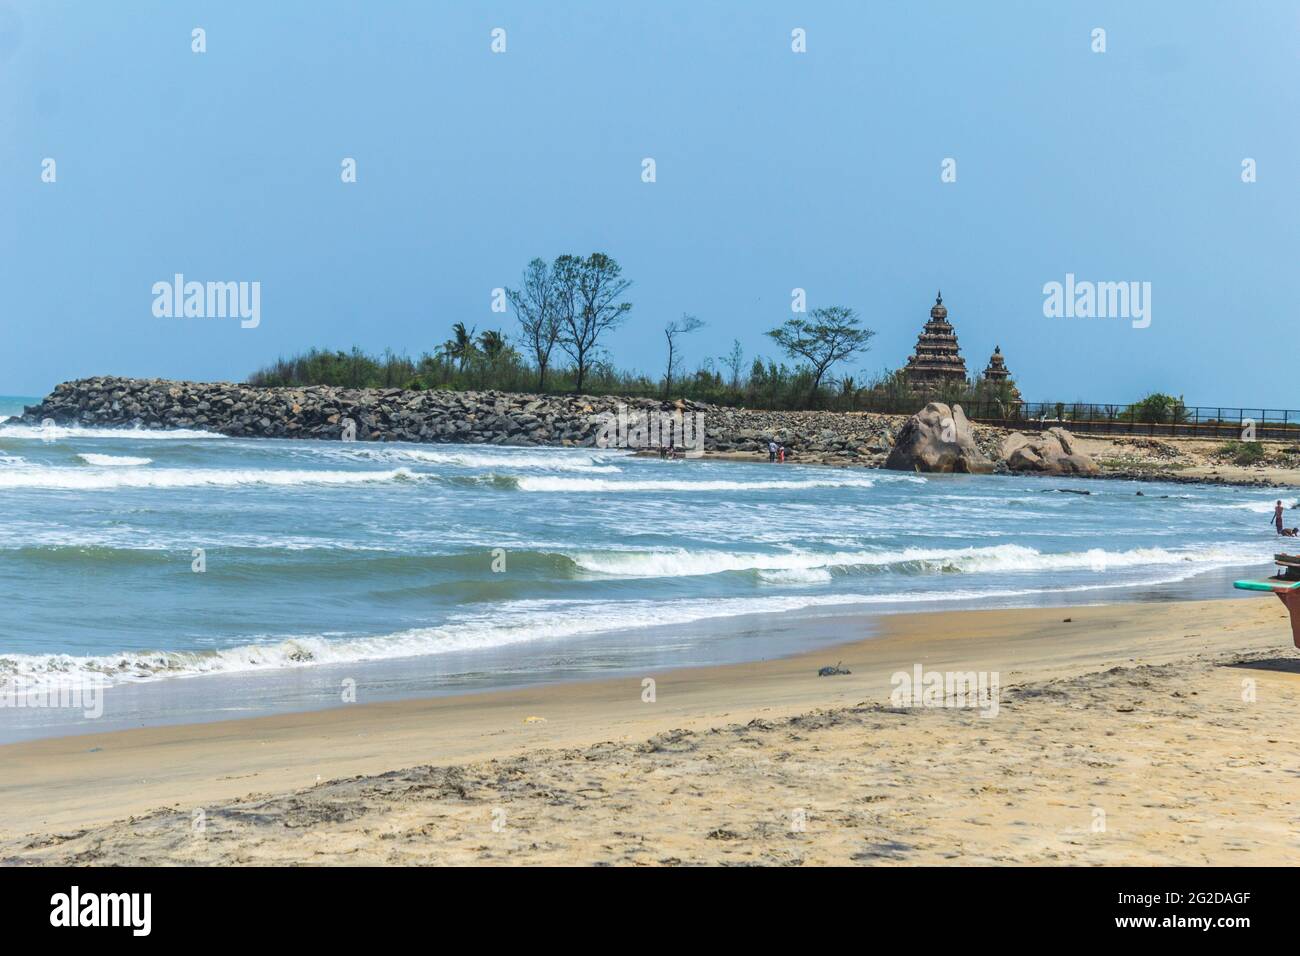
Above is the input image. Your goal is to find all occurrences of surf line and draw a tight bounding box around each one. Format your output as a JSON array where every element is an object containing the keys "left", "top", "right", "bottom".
[{"left": 594, "top": 403, "right": 706, "bottom": 458}]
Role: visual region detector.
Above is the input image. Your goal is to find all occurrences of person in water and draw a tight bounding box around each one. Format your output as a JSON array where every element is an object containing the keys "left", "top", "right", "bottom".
[
  {"left": 768, "top": 440, "right": 777, "bottom": 463},
  {"left": 1274, "top": 500, "right": 1286, "bottom": 535}
]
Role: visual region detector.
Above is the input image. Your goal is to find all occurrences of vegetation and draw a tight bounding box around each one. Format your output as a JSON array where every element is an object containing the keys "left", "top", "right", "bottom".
[
  {"left": 248, "top": 249, "right": 1038, "bottom": 412},
  {"left": 553, "top": 253, "right": 632, "bottom": 393},
  {"left": 765, "top": 307, "right": 875, "bottom": 405},
  {"left": 1121, "top": 392, "right": 1188, "bottom": 425},
  {"left": 663, "top": 314, "right": 704, "bottom": 398},
  {"left": 1218, "top": 440, "right": 1267, "bottom": 466}
]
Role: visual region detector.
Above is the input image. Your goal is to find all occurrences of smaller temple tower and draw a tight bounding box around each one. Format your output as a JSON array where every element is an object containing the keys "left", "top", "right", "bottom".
[
  {"left": 979, "top": 345, "right": 1021, "bottom": 399},
  {"left": 982, "top": 345, "right": 1011, "bottom": 383},
  {"left": 902, "top": 292, "right": 969, "bottom": 389}
]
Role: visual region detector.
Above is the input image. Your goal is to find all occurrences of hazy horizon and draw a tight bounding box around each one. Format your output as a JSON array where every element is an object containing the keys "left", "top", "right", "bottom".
[{"left": 2, "top": 1, "right": 1297, "bottom": 404}]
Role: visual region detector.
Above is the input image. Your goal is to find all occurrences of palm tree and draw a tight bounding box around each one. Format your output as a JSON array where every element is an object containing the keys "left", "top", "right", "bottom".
[
  {"left": 478, "top": 329, "right": 508, "bottom": 361},
  {"left": 447, "top": 322, "right": 477, "bottom": 370}
]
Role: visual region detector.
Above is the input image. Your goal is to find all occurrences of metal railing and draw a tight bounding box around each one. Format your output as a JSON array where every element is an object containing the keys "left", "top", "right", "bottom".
[{"left": 853, "top": 399, "right": 1300, "bottom": 441}]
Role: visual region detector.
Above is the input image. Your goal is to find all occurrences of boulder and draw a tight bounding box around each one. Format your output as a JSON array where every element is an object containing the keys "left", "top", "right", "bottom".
[
  {"left": 884, "top": 402, "right": 994, "bottom": 474},
  {"left": 1000, "top": 427, "right": 1099, "bottom": 476}
]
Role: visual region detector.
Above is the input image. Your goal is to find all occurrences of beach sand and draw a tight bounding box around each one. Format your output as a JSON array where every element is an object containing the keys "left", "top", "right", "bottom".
[{"left": 2, "top": 597, "right": 1297, "bottom": 865}]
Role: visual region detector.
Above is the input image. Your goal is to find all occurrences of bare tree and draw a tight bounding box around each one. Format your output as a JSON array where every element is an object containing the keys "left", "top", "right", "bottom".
[
  {"left": 663, "top": 313, "right": 704, "bottom": 397},
  {"left": 720, "top": 339, "right": 744, "bottom": 390},
  {"left": 765, "top": 306, "right": 874, "bottom": 405},
  {"left": 555, "top": 253, "right": 632, "bottom": 393},
  {"left": 505, "top": 258, "right": 561, "bottom": 390}
]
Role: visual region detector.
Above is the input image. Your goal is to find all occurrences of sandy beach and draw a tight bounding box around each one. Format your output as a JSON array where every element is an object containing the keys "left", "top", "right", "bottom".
[{"left": 3, "top": 596, "right": 1297, "bottom": 866}]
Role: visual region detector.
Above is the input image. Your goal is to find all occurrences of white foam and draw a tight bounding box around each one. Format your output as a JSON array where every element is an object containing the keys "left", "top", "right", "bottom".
[
  {"left": 757, "top": 567, "right": 834, "bottom": 585},
  {"left": 77, "top": 453, "right": 153, "bottom": 467},
  {"left": 0, "top": 466, "right": 420, "bottom": 491},
  {"left": 349, "top": 446, "right": 622, "bottom": 473},
  {"left": 0, "top": 423, "right": 227, "bottom": 441},
  {"left": 515, "top": 475, "right": 877, "bottom": 493},
  {"left": 0, "top": 564, "right": 1242, "bottom": 690},
  {"left": 568, "top": 542, "right": 1270, "bottom": 580},
  {"left": 1188, "top": 498, "right": 1296, "bottom": 514},
  {"left": 0, "top": 524, "right": 396, "bottom": 552}
]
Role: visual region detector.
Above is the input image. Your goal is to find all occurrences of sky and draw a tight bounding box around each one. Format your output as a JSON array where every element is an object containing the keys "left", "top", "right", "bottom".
[{"left": 1, "top": 1, "right": 1296, "bottom": 406}]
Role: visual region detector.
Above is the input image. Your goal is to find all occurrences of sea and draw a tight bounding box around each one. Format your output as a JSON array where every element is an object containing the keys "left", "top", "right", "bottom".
[{"left": 0, "top": 399, "right": 1285, "bottom": 740}]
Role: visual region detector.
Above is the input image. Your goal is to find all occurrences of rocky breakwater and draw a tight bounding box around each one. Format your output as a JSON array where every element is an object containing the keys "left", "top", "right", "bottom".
[
  {"left": 14, "top": 377, "right": 919, "bottom": 464},
  {"left": 16, "top": 377, "right": 664, "bottom": 446}
]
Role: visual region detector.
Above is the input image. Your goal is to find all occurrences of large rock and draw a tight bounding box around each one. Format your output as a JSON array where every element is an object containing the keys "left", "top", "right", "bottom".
[
  {"left": 1000, "top": 427, "right": 1099, "bottom": 476},
  {"left": 884, "top": 402, "right": 994, "bottom": 474}
]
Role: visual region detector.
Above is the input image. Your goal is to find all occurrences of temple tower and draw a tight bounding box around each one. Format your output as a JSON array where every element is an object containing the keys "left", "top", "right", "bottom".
[
  {"left": 980, "top": 344, "right": 1021, "bottom": 400},
  {"left": 902, "top": 292, "right": 968, "bottom": 389},
  {"left": 982, "top": 345, "right": 1011, "bottom": 382}
]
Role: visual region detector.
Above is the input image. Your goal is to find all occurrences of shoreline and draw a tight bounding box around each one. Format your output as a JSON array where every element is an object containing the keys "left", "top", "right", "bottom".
[
  {"left": 0, "top": 560, "right": 1265, "bottom": 745},
  {"left": 3, "top": 595, "right": 1298, "bottom": 863},
  {"left": 13, "top": 376, "right": 1300, "bottom": 488},
  {"left": 693, "top": 449, "right": 1300, "bottom": 490}
]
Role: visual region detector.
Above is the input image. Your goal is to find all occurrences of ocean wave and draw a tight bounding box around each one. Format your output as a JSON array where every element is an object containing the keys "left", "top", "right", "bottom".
[
  {"left": 756, "top": 567, "right": 834, "bottom": 585},
  {"left": 514, "top": 475, "right": 878, "bottom": 493},
  {"left": 1187, "top": 498, "right": 1297, "bottom": 514},
  {"left": 77, "top": 453, "right": 153, "bottom": 467},
  {"left": 0, "top": 529, "right": 403, "bottom": 554},
  {"left": 0, "top": 561, "right": 1246, "bottom": 689},
  {"left": 0, "top": 423, "right": 227, "bottom": 440},
  {"left": 341, "top": 446, "right": 623, "bottom": 473},
  {"left": 0, "top": 466, "right": 422, "bottom": 491},
  {"left": 568, "top": 543, "right": 1270, "bottom": 580}
]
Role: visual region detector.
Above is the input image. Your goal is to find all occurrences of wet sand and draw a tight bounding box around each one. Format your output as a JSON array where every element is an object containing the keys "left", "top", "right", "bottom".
[{"left": 2, "top": 597, "right": 1298, "bottom": 865}]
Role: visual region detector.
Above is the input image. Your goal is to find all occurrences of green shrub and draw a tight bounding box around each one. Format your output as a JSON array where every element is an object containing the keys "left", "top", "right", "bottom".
[{"left": 1218, "top": 441, "right": 1267, "bottom": 465}]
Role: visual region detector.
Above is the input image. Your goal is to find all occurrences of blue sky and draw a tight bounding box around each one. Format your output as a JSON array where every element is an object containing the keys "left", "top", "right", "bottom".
[{"left": 1, "top": 1, "right": 1296, "bottom": 405}]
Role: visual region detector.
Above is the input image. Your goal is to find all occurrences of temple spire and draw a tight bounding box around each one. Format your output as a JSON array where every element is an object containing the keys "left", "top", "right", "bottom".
[
  {"left": 902, "top": 291, "right": 967, "bottom": 390},
  {"left": 980, "top": 345, "right": 1019, "bottom": 399}
]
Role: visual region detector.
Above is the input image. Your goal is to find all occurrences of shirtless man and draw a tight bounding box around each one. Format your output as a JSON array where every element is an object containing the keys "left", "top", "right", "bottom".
[{"left": 1273, "top": 500, "right": 1286, "bottom": 535}]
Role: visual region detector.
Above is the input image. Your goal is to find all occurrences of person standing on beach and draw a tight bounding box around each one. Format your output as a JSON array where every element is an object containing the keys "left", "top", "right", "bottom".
[
  {"left": 1273, "top": 500, "right": 1285, "bottom": 535},
  {"left": 778, "top": 444, "right": 786, "bottom": 463},
  {"left": 768, "top": 440, "right": 777, "bottom": 463}
]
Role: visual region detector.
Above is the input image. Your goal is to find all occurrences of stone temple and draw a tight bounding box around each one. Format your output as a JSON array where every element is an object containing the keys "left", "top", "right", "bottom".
[
  {"left": 982, "top": 345, "right": 1011, "bottom": 383},
  {"left": 902, "top": 292, "right": 969, "bottom": 389},
  {"left": 980, "top": 345, "right": 1020, "bottom": 399}
]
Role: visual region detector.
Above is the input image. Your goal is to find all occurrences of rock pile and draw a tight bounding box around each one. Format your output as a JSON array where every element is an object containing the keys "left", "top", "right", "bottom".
[{"left": 12, "top": 377, "right": 920, "bottom": 465}]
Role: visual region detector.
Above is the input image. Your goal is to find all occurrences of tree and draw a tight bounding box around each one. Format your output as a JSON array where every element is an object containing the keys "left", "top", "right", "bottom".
[
  {"left": 445, "top": 322, "right": 477, "bottom": 371},
  {"left": 1122, "top": 392, "right": 1187, "bottom": 425},
  {"left": 555, "top": 253, "right": 633, "bottom": 393},
  {"left": 505, "top": 258, "right": 562, "bottom": 390},
  {"left": 478, "top": 329, "right": 509, "bottom": 361},
  {"left": 720, "top": 339, "right": 744, "bottom": 391},
  {"left": 765, "top": 306, "right": 875, "bottom": 405},
  {"left": 663, "top": 313, "right": 704, "bottom": 397}
]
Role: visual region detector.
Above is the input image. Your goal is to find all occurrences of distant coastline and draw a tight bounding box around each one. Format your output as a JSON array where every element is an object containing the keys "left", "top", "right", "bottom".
[{"left": 9, "top": 376, "right": 1300, "bottom": 488}]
